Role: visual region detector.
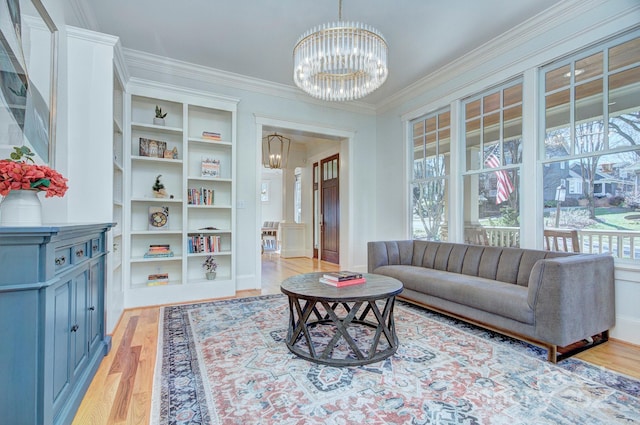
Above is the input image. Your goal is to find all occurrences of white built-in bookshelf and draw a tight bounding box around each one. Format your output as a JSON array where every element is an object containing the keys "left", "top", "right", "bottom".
[
  {"left": 124, "top": 81, "right": 238, "bottom": 307},
  {"left": 109, "top": 69, "right": 124, "bottom": 301}
]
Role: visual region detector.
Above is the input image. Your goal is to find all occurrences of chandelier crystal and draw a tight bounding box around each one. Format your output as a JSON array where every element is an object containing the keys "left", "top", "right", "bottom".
[{"left": 293, "top": 0, "right": 388, "bottom": 102}]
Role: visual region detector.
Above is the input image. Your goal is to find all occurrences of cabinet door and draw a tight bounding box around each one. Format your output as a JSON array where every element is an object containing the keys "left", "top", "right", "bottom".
[
  {"left": 88, "top": 260, "right": 103, "bottom": 354},
  {"left": 71, "top": 269, "right": 89, "bottom": 379},
  {"left": 52, "top": 279, "right": 72, "bottom": 413}
]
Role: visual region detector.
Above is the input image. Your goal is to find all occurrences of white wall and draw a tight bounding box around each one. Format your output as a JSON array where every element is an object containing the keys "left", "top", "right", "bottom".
[
  {"left": 260, "top": 168, "right": 283, "bottom": 223},
  {"left": 374, "top": 1, "right": 640, "bottom": 344}
]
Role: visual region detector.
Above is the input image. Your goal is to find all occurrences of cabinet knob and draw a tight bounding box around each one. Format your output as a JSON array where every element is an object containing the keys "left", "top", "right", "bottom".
[
  {"left": 88, "top": 306, "right": 95, "bottom": 311},
  {"left": 93, "top": 244, "right": 99, "bottom": 252},
  {"left": 71, "top": 324, "right": 79, "bottom": 332},
  {"left": 76, "top": 249, "right": 84, "bottom": 257},
  {"left": 55, "top": 256, "right": 66, "bottom": 266}
]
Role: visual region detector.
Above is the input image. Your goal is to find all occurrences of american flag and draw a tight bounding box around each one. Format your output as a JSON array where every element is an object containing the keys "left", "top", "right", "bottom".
[{"left": 484, "top": 150, "right": 514, "bottom": 204}]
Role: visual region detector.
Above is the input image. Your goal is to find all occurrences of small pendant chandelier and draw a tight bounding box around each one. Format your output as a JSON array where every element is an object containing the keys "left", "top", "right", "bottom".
[
  {"left": 293, "top": 0, "right": 388, "bottom": 102},
  {"left": 262, "top": 133, "right": 291, "bottom": 169}
]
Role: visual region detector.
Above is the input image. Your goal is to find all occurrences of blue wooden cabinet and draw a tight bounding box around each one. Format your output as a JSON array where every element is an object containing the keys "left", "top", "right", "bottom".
[{"left": 0, "top": 223, "right": 112, "bottom": 425}]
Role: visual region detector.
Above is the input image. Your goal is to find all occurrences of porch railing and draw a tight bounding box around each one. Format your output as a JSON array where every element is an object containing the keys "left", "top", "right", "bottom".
[{"left": 472, "top": 226, "right": 640, "bottom": 259}]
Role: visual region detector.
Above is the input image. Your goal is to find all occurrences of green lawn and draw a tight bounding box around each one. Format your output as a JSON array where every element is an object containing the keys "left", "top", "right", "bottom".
[{"left": 588, "top": 209, "right": 640, "bottom": 231}]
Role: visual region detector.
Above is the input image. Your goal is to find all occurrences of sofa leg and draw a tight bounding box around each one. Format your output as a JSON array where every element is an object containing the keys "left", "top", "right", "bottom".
[
  {"left": 548, "top": 345, "right": 558, "bottom": 363},
  {"left": 554, "top": 331, "right": 610, "bottom": 362}
]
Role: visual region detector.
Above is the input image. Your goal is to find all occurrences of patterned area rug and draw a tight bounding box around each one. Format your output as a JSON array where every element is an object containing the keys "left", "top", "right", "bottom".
[{"left": 151, "top": 295, "right": 640, "bottom": 425}]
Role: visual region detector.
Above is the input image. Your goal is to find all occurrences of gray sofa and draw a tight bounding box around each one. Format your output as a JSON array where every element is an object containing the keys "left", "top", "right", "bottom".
[{"left": 368, "top": 240, "right": 615, "bottom": 362}]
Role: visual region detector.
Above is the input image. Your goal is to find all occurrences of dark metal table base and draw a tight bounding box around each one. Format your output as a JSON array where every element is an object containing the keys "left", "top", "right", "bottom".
[{"left": 285, "top": 296, "right": 399, "bottom": 366}]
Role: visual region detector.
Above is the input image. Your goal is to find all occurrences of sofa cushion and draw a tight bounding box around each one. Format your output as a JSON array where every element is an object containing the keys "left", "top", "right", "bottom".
[{"left": 373, "top": 265, "right": 534, "bottom": 324}]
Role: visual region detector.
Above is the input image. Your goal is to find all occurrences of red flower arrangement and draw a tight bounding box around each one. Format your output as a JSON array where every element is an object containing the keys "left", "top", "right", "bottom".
[{"left": 0, "top": 146, "right": 68, "bottom": 198}]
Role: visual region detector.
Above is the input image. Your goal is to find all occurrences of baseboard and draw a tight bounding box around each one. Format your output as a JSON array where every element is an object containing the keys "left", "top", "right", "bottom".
[{"left": 611, "top": 314, "right": 640, "bottom": 346}]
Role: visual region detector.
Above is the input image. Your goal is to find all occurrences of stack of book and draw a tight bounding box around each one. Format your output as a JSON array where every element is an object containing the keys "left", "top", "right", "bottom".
[
  {"left": 187, "top": 187, "right": 214, "bottom": 205},
  {"left": 188, "top": 234, "right": 221, "bottom": 253},
  {"left": 320, "top": 271, "right": 366, "bottom": 287},
  {"left": 202, "top": 131, "right": 222, "bottom": 141},
  {"left": 143, "top": 244, "right": 174, "bottom": 258},
  {"left": 147, "top": 273, "right": 169, "bottom": 286}
]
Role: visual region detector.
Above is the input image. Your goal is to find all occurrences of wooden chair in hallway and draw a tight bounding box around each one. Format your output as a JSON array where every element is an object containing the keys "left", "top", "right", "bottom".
[{"left": 543, "top": 228, "right": 580, "bottom": 253}]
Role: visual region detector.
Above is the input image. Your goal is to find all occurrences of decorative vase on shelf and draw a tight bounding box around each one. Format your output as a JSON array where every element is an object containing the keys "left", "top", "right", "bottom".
[
  {"left": 153, "top": 117, "right": 165, "bottom": 126},
  {"left": 206, "top": 272, "right": 216, "bottom": 280},
  {"left": 0, "top": 190, "right": 42, "bottom": 226}
]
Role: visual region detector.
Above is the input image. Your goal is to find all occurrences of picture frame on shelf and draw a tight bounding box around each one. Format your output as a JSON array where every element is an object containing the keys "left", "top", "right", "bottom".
[
  {"left": 148, "top": 206, "right": 170, "bottom": 230},
  {"left": 139, "top": 137, "right": 166, "bottom": 158},
  {"left": 201, "top": 157, "right": 220, "bottom": 178},
  {"left": 163, "top": 146, "right": 178, "bottom": 159}
]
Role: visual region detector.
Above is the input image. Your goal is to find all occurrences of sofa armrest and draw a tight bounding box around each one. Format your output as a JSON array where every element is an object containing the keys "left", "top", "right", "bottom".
[
  {"left": 368, "top": 240, "right": 415, "bottom": 272},
  {"left": 527, "top": 253, "right": 615, "bottom": 346},
  {"left": 368, "top": 241, "right": 390, "bottom": 272}
]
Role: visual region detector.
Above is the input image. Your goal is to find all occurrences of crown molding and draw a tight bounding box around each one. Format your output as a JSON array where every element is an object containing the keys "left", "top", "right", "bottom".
[
  {"left": 377, "top": 0, "right": 631, "bottom": 113},
  {"left": 66, "top": 25, "right": 118, "bottom": 46},
  {"left": 113, "top": 40, "right": 130, "bottom": 88},
  {"left": 127, "top": 77, "right": 240, "bottom": 107},
  {"left": 123, "top": 49, "right": 377, "bottom": 116}
]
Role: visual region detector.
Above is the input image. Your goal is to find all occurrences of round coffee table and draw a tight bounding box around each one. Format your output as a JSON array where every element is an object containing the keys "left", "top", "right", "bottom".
[{"left": 280, "top": 272, "right": 403, "bottom": 366}]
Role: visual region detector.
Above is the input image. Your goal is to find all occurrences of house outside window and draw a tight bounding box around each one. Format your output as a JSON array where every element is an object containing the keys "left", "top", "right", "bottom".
[
  {"left": 541, "top": 31, "right": 640, "bottom": 257},
  {"left": 410, "top": 108, "right": 450, "bottom": 240},
  {"left": 462, "top": 80, "right": 523, "bottom": 247}
]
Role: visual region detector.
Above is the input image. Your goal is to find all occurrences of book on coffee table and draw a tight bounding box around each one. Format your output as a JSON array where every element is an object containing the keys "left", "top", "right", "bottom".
[
  {"left": 322, "top": 271, "right": 363, "bottom": 282},
  {"left": 320, "top": 277, "right": 366, "bottom": 287}
]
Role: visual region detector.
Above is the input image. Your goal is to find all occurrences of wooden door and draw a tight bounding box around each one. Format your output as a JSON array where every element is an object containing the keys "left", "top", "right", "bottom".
[{"left": 321, "top": 154, "right": 339, "bottom": 264}]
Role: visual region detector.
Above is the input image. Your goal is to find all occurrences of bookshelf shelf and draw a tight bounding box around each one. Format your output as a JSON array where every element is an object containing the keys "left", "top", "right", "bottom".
[{"left": 124, "top": 84, "right": 237, "bottom": 307}]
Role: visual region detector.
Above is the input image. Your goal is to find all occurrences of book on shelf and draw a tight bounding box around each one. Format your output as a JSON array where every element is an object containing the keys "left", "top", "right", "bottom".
[
  {"left": 201, "top": 157, "right": 221, "bottom": 178},
  {"left": 187, "top": 187, "right": 214, "bottom": 205},
  {"left": 319, "top": 277, "right": 366, "bottom": 287},
  {"left": 322, "top": 271, "right": 364, "bottom": 282},
  {"left": 202, "top": 131, "right": 221, "bottom": 141},
  {"left": 187, "top": 234, "right": 222, "bottom": 253},
  {"left": 147, "top": 273, "right": 169, "bottom": 286},
  {"left": 144, "top": 244, "right": 174, "bottom": 258}
]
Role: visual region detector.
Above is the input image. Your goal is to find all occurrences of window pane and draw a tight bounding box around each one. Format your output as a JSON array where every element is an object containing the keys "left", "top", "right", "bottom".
[
  {"left": 609, "top": 36, "right": 640, "bottom": 71},
  {"left": 483, "top": 112, "right": 500, "bottom": 146},
  {"left": 576, "top": 52, "right": 603, "bottom": 82},
  {"left": 483, "top": 92, "right": 501, "bottom": 114},
  {"left": 412, "top": 179, "right": 448, "bottom": 241},
  {"left": 546, "top": 65, "right": 570, "bottom": 92},
  {"left": 463, "top": 169, "right": 520, "bottom": 247},
  {"left": 438, "top": 111, "right": 450, "bottom": 128},
  {"left": 545, "top": 89, "right": 571, "bottom": 159},
  {"left": 543, "top": 153, "right": 640, "bottom": 258},
  {"left": 466, "top": 99, "right": 481, "bottom": 120},
  {"left": 504, "top": 84, "right": 522, "bottom": 107},
  {"left": 609, "top": 66, "right": 640, "bottom": 150},
  {"left": 413, "top": 135, "right": 425, "bottom": 180},
  {"left": 412, "top": 120, "right": 424, "bottom": 136}
]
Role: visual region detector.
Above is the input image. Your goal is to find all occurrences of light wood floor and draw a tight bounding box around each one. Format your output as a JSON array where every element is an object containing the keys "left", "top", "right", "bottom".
[{"left": 73, "top": 255, "right": 640, "bottom": 425}]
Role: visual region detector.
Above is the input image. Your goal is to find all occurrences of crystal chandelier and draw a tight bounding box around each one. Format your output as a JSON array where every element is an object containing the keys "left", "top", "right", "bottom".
[
  {"left": 262, "top": 133, "right": 291, "bottom": 169},
  {"left": 293, "top": 0, "right": 388, "bottom": 102}
]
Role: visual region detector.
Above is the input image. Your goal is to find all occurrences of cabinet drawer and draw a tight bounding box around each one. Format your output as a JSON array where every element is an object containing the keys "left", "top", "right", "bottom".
[
  {"left": 72, "top": 242, "right": 89, "bottom": 263},
  {"left": 90, "top": 236, "right": 103, "bottom": 257},
  {"left": 54, "top": 248, "right": 71, "bottom": 272}
]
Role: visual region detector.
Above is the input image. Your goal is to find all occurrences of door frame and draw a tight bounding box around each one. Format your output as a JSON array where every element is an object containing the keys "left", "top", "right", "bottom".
[{"left": 254, "top": 116, "right": 354, "bottom": 281}]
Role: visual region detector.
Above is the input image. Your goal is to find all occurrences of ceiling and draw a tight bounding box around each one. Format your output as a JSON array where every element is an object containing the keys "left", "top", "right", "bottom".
[{"left": 66, "top": 0, "right": 564, "bottom": 107}]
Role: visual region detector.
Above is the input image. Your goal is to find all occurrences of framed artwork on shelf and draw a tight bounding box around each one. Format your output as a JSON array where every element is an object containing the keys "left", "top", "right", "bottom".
[
  {"left": 201, "top": 157, "right": 220, "bottom": 178},
  {"left": 148, "top": 205, "right": 169, "bottom": 230},
  {"left": 139, "top": 137, "right": 166, "bottom": 158}
]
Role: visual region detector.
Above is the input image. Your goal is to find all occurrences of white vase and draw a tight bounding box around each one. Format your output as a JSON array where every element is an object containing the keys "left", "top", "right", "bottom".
[
  {"left": 206, "top": 272, "right": 216, "bottom": 280},
  {"left": 153, "top": 117, "right": 165, "bottom": 126},
  {"left": 0, "top": 190, "right": 42, "bottom": 226}
]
